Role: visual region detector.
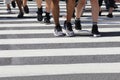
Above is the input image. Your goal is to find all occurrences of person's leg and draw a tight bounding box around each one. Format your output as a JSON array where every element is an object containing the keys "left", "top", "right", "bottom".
[
  {"left": 4, "top": 0, "right": 11, "bottom": 13},
  {"left": 45, "top": 0, "right": 51, "bottom": 13},
  {"left": 6, "top": 4, "right": 11, "bottom": 13},
  {"left": 107, "top": 0, "right": 115, "bottom": 18},
  {"left": 66, "top": 0, "right": 75, "bottom": 23},
  {"left": 107, "top": 7, "right": 114, "bottom": 18},
  {"left": 51, "top": 0, "right": 64, "bottom": 36},
  {"left": 44, "top": 0, "right": 52, "bottom": 23},
  {"left": 35, "top": 0, "right": 43, "bottom": 21},
  {"left": 104, "top": 0, "right": 109, "bottom": 9},
  {"left": 64, "top": 0, "right": 75, "bottom": 37},
  {"left": 75, "top": 0, "right": 86, "bottom": 30},
  {"left": 23, "top": 0, "right": 29, "bottom": 13},
  {"left": 15, "top": 0, "right": 24, "bottom": 18},
  {"left": 51, "top": 0, "right": 59, "bottom": 25},
  {"left": 98, "top": 0, "right": 103, "bottom": 16},
  {"left": 90, "top": 0, "right": 101, "bottom": 37}
]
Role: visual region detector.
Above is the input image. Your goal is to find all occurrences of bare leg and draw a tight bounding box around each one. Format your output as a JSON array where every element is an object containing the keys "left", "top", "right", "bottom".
[
  {"left": 51, "top": 0, "right": 59, "bottom": 25},
  {"left": 66, "top": 0, "right": 75, "bottom": 22},
  {"left": 90, "top": 0, "right": 99, "bottom": 23},
  {"left": 15, "top": 0, "right": 24, "bottom": 18}
]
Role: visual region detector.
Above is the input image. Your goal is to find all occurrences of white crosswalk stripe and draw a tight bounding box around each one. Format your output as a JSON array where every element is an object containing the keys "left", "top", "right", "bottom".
[{"left": 0, "top": 0, "right": 120, "bottom": 80}]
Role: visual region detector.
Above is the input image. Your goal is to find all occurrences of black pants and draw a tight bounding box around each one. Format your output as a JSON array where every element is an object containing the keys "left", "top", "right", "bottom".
[{"left": 98, "top": 0, "right": 115, "bottom": 9}]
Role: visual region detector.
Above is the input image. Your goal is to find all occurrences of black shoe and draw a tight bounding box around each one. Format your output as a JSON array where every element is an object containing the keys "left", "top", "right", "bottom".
[
  {"left": 114, "top": 4, "right": 118, "bottom": 8},
  {"left": 23, "top": 5, "right": 29, "bottom": 13},
  {"left": 17, "top": 12, "right": 24, "bottom": 18},
  {"left": 11, "top": 1, "right": 16, "bottom": 8},
  {"left": 107, "top": 14, "right": 113, "bottom": 18},
  {"left": 64, "top": 21, "right": 74, "bottom": 37},
  {"left": 99, "top": 11, "right": 102, "bottom": 16},
  {"left": 54, "top": 25, "right": 65, "bottom": 37},
  {"left": 75, "top": 19, "right": 81, "bottom": 30},
  {"left": 92, "top": 25, "right": 101, "bottom": 37},
  {"left": 44, "top": 12, "right": 51, "bottom": 24},
  {"left": 36, "top": 7, "right": 43, "bottom": 21}
]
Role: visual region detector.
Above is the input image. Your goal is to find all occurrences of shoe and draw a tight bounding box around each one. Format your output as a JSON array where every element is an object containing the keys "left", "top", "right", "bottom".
[
  {"left": 75, "top": 19, "right": 82, "bottom": 31},
  {"left": 54, "top": 25, "right": 65, "bottom": 37},
  {"left": 64, "top": 21, "right": 74, "bottom": 37},
  {"left": 99, "top": 11, "right": 102, "bottom": 16},
  {"left": 114, "top": 4, "right": 118, "bottom": 8},
  {"left": 7, "top": 8, "right": 11, "bottom": 13},
  {"left": 44, "top": 12, "right": 51, "bottom": 24},
  {"left": 11, "top": 1, "right": 16, "bottom": 8},
  {"left": 92, "top": 25, "right": 101, "bottom": 37},
  {"left": 17, "top": 12, "right": 24, "bottom": 18},
  {"left": 23, "top": 5, "right": 29, "bottom": 13},
  {"left": 36, "top": 7, "right": 43, "bottom": 21},
  {"left": 107, "top": 14, "right": 113, "bottom": 18}
]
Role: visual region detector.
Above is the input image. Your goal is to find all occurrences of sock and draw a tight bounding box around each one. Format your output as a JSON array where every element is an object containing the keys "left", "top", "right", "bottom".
[{"left": 93, "top": 22, "right": 97, "bottom": 25}]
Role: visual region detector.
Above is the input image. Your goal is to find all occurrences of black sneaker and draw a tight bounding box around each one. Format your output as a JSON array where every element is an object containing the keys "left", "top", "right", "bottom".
[
  {"left": 36, "top": 7, "right": 43, "bottom": 21},
  {"left": 75, "top": 19, "right": 82, "bottom": 31},
  {"left": 92, "top": 25, "right": 101, "bottom": 37},
  {"left": 17, "top": 12, "right": 24, "bottom": 18},
  {"left": 54, "top": 25, "right": 65, "bottom": 37},
  {"left": 11, "top": 1, "right": 16, "bottom": 8},
  {"left": 44, "top": 12, "right": 51, "bottom": 24},
  {"left": 64, "top": 21, "right": 74, "bottom": 37},
  {"left": 23, "top": 5, "right": 29, "bottom": 13},
  {"left": 107, "top": 13, "right": 113, "bottom": 18}
]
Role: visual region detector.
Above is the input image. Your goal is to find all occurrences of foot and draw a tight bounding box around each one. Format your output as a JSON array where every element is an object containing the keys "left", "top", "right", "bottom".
[
  {"left": 54, "top": 25, "right": 65, "bottom": 37},
  {"left": 99, "top": 11, "right": 102, "bottom": 16},
  {"left": 64, "top": 21, "right": 74, "bottom": 37},
  {"left": 44, "top": 12, "right": 51, "bottom": 24},
  {"left": 92, "top": 25, "right": 101, "bottom": 37},
  {"left": 36, "top": 7, "right": 43, "bottom": 21},
  {"left": 17, "top": 12, "right": 24, "bottom": 18},
  {"left": 74, "top": 19, "right": 82, "bottom": 31},
  {"left": 11, "top": 1, "right": 16, "bottom": 8},
  {"left": 107, "top": 13, "right": 113, "bottom": 18},
  {"left": 23, "top": 5, "right": 29, "bottom": 13}
]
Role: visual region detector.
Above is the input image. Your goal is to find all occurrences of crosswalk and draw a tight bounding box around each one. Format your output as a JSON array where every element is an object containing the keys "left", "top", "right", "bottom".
[{"left": 0, "top": 1, "right": 120, "bottom": 80}]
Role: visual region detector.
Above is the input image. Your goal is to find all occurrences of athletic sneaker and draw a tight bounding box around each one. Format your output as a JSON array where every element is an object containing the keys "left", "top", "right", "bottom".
[
  {"left": 75, "top": 19, "right": 82, "bottom": 31},
  {"left": 54, "top": 25, "right": 65, "bottom": 37},
  {"left": 64, "top": 21, "right": 74, "bottom": 37},
  {"left": 92, "top": 25, "right": 101, "bottom": 37},
  {"left": 23, "top": 5, "right": 29, "bottom": 13},
  {"left": 107, "top": 13, "right": 113, "bottom": 18},
  {"left": 44, "top": 12, "right": 51, "bottom": 24},
  {"left": 36, "top": 7, "right": 43, "bottom": 21}
]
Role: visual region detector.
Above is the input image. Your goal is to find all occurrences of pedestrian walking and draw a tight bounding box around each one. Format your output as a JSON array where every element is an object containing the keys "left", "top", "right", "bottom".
[
  {"left": 16, "top": 0, "right": 29, "bottom": 18},
  {"left": 75, "top": 0, "right": 101, "bottom": 37},
  {"left": 3, "top": 0, "right": 15, "bottom": 13},
  {"left": 23, "top": 0, "right": 29, "bottom": 14},
  {"left": 36, "top": 0, "right": 51, "bottom": 23},
  {"left": 51, "top": 0, "right": 75, "bottom": 37},
  {"left": 98, "top": 0, "right": 118, "bottom": 18}
]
